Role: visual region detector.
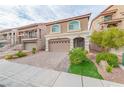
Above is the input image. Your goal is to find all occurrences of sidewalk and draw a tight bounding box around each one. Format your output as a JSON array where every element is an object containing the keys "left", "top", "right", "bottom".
[{"left": 0, "top": 59, "right": 124, "bottom": 87}]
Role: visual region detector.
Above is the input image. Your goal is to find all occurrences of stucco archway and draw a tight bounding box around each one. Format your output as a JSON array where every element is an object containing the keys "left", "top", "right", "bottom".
[{"left": 73, "top": 37, "right": 85, "bottom": 48}]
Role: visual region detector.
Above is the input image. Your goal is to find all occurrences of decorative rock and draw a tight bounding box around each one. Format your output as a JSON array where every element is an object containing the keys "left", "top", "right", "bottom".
[{"left": 99, "top": 60, "right": 109, "bottom": 72}]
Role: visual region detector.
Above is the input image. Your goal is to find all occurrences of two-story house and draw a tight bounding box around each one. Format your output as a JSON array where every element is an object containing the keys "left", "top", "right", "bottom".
[
  {"left": 0, "top": 28, "right": 17, "bottom": 50},
  {"left": 17, "top": 23, "right": 47, "bottom": 51},
  {"left": 45, "top": 13, "right": 91, "bottom": 52},
  {"left": 91, "top": 5, "right": 124, "bottom": 31},
  {"left": 90, "top": 5, "right": 124, "bottom": 53}
]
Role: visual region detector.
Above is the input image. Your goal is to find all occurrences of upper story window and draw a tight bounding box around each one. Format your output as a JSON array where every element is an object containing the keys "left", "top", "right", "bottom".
[
  {"left": 69, "top": 20, "right": 80, "bottom": 31},
  {"left": 52, "top": 24, "right": 61, "bottom": 33},
  {"left": 104, "top": 15, "right": 112, "bottom": 21},
  {"left": 29, "top": 31, "right": 37, "bottom": 38}
]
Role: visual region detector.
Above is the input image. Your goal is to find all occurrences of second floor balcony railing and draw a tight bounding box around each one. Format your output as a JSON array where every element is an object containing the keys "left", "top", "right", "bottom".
[{"left": 21, "top": 35, "right": 37, "bottom": 39}]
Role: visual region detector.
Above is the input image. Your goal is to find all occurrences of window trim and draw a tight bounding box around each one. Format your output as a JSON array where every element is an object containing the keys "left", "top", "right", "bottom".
[
  {"left": 67, "top": 20, "right": 81, "bottom": 32},
  {"left": 104, "top": 15, "right": 112, "bottom": 21},
  {"left": 51, "top": 24, "right": 61, "bottom": 33}
]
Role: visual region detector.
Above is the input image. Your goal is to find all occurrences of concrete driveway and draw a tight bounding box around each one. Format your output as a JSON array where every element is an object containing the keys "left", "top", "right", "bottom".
[{"left": 11, "top": 51, "right": 69, "bottom": 72}]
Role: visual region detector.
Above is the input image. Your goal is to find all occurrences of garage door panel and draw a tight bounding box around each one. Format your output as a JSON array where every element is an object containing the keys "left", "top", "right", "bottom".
[
  {"left": 49, "top": 38, "right": 70, "bottom": 52},
  {"left": 24, "top": 42, "right": 37, "bottom": 51}
]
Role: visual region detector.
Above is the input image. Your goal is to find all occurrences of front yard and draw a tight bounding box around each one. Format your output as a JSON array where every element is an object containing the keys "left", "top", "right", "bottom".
[
  {"left": 68, "top": 48, "right": 103, "bottom": 79},
  {"left": 67, "top": 47, "right": 124, "bottom": 84},
  {"left": 68, "top": 59, "right": 103, "bottom": 79}
]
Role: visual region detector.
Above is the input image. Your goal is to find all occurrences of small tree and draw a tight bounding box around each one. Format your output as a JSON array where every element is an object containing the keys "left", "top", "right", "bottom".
[
  {"left": 32, "top": 48, "right": 37, "bottom": 54},
  {"left": 90, "top": 27, "right": 124, "bottom": 51}
]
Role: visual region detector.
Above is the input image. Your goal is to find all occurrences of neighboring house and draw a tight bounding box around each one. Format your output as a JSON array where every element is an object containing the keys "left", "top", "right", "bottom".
[
  {"left": 90, "top": 5, "right": 124, "bottom": 53},
  {"left": 0, "top": 28, "right": 17, "bottom": 51},
  {"left": 91, "top": 5, "right": 124, "bottom": 31},
  {"left": 17, "top": 23, "right": 47, "bottom": 51},
  {"left": 45, "top": 13, "right": 91, "bottom": 52}
]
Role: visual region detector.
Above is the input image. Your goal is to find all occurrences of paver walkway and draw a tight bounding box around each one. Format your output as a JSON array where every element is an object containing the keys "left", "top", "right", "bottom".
[
  {"left": 0, "top": 59, "right": 124, "bottom": 87},
  {"left": 11, "top": 51, "right": 69, "bottom": 72}
]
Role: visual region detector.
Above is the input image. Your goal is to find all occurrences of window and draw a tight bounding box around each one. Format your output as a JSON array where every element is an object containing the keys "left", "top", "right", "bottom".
[
  {"left": 69, "top": 20, "right": 80, "bottom": 31},
  {"left": 0, "top": 43, "right": 4, "bottom": 48},
  {"left": 24, "top": 32, "right": 28, "bottom": 38},
  {"left": 104, "top": 15, "right": 112, "bottom": 21},
  {"left": 31, "top": 31, "right": 36, "bottom": 38},
  {"left": 52, "top": 24, "right": 60, "bottom": 32}
]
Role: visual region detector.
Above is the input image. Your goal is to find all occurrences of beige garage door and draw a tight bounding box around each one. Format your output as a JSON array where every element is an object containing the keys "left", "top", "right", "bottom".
[
  {"left": 49, "top": 38, "right": 70, "bottom": 52},
  {"left": 24, "top": 42, "right": 37, "bottom": 51}
]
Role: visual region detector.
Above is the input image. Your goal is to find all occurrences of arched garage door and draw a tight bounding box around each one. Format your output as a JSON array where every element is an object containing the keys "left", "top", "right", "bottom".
[{"left": 49, "top": 38, "right": 70, "bottom": 52}]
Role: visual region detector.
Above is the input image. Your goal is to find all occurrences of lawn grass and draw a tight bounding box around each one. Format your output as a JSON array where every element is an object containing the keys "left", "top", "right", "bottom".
[{"left": 68, "top": 59, "right": 103, "bottom": 79}]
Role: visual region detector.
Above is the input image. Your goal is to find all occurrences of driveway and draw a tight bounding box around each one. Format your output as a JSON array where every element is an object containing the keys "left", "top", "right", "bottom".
[{"left": 11, "top": 51, "right": 70, "bottom": 72}]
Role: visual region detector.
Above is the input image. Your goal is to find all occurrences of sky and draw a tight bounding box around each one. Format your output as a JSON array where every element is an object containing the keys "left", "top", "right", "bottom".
[{"left": 0, "top": 5, "right": 108, "bottom": 29}]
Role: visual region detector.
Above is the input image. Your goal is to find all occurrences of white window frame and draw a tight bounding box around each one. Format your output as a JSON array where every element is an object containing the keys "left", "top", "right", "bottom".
[
  {"left": 68, "top": 20, "right": 81, "bottom": 32},
  {"left": 51, "top": 24, "right": 61, "bottom": 33}
]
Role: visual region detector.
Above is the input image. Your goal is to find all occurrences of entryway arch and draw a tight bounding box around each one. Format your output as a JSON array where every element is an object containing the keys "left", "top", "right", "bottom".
[{"left": 73, "top": 37, "right": 85, "bottom": 48}]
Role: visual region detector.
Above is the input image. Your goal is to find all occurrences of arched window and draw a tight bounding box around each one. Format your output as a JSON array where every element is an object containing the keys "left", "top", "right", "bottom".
[
  {"left": 51, "top": 24, "right": 61, "bottom": 32},
  {"left": 69, "top": 20, "right": 80, "bottom": 31}
]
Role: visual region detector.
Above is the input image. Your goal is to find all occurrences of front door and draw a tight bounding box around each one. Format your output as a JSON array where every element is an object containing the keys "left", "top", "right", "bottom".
[{"left": 74, "top": 37, "right": 85, "bottom": 48}]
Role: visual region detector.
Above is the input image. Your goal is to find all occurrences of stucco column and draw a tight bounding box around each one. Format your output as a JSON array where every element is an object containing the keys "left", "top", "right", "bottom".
[
  {"left": 11, "top": 32, "right": 14, "bottom": 46},
  {"left": 84, "top": 36, "right": 89, "bottom": 51},
  {"left": 45, "top": 38, "right": 49, "bottom": 51},
  {"left": 37, "top": 29, "right": 40, "bottom": 39},
  {"left": 70, "top": 38, "right": 74, "bottom": 50},
  {"left": 37, "top": 40, "right": 42, "bottom": 51},
  {"left": 36, "top": 29, "right": 42, "bottom": 50},
  {"left": 13, "top": 29, "right": 18, "bottom": 45},
  {"left": 7, "top": 33, "right": 9, "bottom": 39},
  {"left": 15, "top": 31, "right": 18, "bottom": 45},
  {"left": 7, "top": 33, "right": 11, "bottom": 44}
]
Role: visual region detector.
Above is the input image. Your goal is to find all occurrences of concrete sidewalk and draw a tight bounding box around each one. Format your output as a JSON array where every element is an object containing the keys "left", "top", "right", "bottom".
[{"left": 0, "top": 59, "right": 124, "bottom": 87}]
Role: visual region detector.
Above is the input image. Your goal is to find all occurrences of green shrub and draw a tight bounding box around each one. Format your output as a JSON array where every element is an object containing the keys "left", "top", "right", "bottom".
[
  {"left": 96, "top": 52, "right": 118, "bottom": 67},
  {"left": 69, "top": 48, "right": 88, "bottom": 64},
  {"left": 16, "top": 51, "right": 27, "bottom": 57},
  {"left": 4, "top": 54, "right": 13, "bottom": 60},
  {"left": 106, "top": 65, "right": 113, "bottom": 73},
  {"left": 32, "top": 48, "right": 37, "bottom": 54}
]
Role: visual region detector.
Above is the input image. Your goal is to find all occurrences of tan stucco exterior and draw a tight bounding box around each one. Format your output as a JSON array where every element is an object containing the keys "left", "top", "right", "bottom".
[
  {"left": 45, "top": 31, "right": 90, "bottom": 52},
  {"left": 46, "top": 18, "right": 89, "bottom": 34},
  {"left": 45, "top": 13, "right": 91, "bottom": 52},
  {"left": 91, "top": 5, "right": 124, "bottom": 31}
]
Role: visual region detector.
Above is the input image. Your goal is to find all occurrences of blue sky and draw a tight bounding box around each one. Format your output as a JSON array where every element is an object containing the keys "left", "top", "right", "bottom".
[{"left": 0, "top": 5, "right": 108, "bottom": 29}]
